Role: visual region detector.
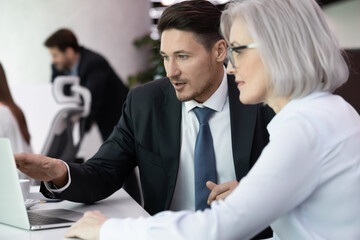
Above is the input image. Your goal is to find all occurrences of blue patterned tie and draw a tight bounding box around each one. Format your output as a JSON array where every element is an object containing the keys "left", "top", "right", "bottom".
[{"left": 193, "top": 107, "right": 217, "bottom": 211}]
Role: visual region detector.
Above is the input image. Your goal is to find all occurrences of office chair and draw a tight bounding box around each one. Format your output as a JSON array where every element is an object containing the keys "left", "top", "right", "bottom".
[
  {"left": 41, "top": 76, "right": 143, "bottom": 205},
  {"left": 41, "top": 76, "right": 91, "bottom": 163}
]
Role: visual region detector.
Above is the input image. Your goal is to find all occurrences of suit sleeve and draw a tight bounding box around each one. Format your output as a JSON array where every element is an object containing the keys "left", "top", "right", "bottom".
[{"left": 41, "top": 89, "right": 137, "bottom": 203}]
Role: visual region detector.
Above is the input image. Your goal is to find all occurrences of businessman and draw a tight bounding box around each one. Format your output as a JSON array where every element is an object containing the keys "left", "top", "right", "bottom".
[
  {"left": 44, "top": 29, "right": 129, "bottom": 140},
  {"left": 17, "top": 1, "right": 274, "bottom": 239}
]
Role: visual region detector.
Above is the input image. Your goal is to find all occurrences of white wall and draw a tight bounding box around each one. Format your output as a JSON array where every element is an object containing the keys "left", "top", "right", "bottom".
[
  {"left": 324, "top": 0, "right": 360, "bottom": 48},
  {"left": 0, "top": 0, "right": 151, "bottom": 154},
  {"left": 0, "top": 0, "right": 151, "bottom": 85}
]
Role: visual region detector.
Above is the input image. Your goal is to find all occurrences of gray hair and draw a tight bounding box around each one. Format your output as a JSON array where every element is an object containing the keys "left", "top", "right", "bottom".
[{"left": 221, "top": 0, "right": 349, "bottom": 99}]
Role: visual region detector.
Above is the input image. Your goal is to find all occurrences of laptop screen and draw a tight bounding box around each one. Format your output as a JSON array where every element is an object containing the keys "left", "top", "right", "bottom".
[{"left": 0, "top": 138, "right": 30, "bottom": 229}]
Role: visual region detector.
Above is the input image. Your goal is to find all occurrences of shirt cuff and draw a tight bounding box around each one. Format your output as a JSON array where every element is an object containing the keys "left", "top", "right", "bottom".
[
  {"left": 43, "top": 161, "right": 71, "bottom": 193},
  {"left": 100, "top": 217, "right": 150, "bottom": 240}
]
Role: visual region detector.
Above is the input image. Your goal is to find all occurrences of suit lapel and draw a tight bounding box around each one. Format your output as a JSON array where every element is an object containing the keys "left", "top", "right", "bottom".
[
  {"left": 77, "top": 47, "right": 86, "bottom": 83},
  {"left": 228, "top": 76, "right": 258, "bottom": 180},
  {"left": 156, "top": 80, "right": 182, "bottom": 209}
]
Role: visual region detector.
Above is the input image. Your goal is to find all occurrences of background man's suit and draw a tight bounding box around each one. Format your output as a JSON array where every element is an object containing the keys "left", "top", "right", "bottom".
[
  {"left": 51, "top": 47, "right": 129, "bottom": 140},
  {"left": 42, "top": 76, "right": 275, "bottom": 238}
]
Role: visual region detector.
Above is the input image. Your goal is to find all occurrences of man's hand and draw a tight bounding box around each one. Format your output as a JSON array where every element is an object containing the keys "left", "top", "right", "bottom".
[
  {"left": 15, "top": 153, "right": 68, "bottom": 187},
  {"left": 65, "top": 211, "right": 107, "bottom": 240},
  {"left": 207, "top": 180, "right": 239, "bottom": 205}
]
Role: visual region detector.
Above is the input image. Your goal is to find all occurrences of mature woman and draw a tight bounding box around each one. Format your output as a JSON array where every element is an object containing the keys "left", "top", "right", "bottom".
[{"left": 66, "top": 0, "right": 360, "bottom": 239}]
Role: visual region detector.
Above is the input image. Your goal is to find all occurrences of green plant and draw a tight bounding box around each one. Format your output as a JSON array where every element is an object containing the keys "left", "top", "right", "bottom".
[{"left": 127, "top": 34, "right": 166, "bottom": 88}]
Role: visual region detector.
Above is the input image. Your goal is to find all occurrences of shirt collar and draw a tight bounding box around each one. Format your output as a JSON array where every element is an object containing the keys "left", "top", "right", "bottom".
[
  {"left": 70, "top": 56, "right": 80, "bottom": 76},
  {"left": 184, "top": 67, "right": 228, "bottom": 113}
]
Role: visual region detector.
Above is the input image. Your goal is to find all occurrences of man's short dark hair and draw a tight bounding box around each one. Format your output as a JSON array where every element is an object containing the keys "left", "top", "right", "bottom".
[
  {"left": 44, "top": 28, "right": 80, "bottom": 52},
  {"left": 157, "top": 0, "right": 223, "bottom": 51}
]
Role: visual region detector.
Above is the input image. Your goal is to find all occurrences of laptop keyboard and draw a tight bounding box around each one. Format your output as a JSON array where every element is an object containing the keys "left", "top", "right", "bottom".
[{"left": 27, "top": 212, "right": 73, "bottom": 226}]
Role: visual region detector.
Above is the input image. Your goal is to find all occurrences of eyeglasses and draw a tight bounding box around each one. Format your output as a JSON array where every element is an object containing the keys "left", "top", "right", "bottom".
[{"left": 227, "top": 43, "right": 258, "bottom": 67}]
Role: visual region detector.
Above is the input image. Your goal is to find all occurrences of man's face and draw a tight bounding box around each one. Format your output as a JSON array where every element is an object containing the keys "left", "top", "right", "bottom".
[
  {"left": 160, "top": 29, "right": 224, "bottom": 103},
  {"left": 48, "top": 47, "right": 73, "bottom": 71}
]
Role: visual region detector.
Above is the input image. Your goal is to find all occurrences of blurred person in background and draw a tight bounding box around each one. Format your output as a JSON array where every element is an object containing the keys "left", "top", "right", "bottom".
[
  {"left": 44, "top": 29, "right": 129, "bottom": 141},
  {"left": 0, "top": 62, "right": 32, "bottom": 154}
]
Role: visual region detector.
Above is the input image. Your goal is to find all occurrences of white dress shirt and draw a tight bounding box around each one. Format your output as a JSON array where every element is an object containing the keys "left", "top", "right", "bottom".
[
  {"left": 0, "top": 105, "right": 32, "bottom": 179},
  {"left": 170, "top": 71, "right": 236, "bottom": 211},
  {"left": 100, "top": 91, "right": 360, "bottom": 240},
  {"left": 0, "top": 105, "right": 32, "bottom": 154}
]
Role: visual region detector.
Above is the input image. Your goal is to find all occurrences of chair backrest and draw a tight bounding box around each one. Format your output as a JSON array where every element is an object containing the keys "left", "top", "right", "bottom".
[{"left": 41, "top": 76, "right": 91, "bottom": 163}]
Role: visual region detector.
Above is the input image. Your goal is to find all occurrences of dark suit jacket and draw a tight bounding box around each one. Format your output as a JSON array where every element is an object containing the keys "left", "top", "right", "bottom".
[
  {"left": 51, "top": 47, "right": 129, "bottom": 140},
  {"left": 42, "top": 76, "right": 275, "bottom": 238}
]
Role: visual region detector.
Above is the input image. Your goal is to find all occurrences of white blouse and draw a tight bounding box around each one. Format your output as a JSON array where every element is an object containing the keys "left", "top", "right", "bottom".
[
  {"left": 0, "top": 105, "right": 32, "bottom": 154},
  {"left": 100, "top": 91, "right": 360, "bottom": 240}
]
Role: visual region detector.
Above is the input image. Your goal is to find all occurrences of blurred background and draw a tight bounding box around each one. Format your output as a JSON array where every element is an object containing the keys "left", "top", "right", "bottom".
[{"left": 0, "top": 0, "right": 359, "bottom": 157}]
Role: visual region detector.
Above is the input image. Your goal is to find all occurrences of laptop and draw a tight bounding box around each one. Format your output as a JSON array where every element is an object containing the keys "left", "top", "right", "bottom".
[{"left": 0, "top": 138, "right": 83, "bottom": 230}]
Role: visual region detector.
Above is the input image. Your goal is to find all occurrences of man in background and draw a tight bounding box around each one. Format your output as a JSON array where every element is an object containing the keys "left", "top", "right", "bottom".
[{"left": 44, "top": 29, "right": 129, "bottom": 140}]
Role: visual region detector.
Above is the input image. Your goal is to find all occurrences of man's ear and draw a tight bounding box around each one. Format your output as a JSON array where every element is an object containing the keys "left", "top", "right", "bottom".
[
  {"left": 64, "top": 47, "right": 75, "bottom": 57},
  {"left": 213, "top": 39, "right": 227, "bottom": 62}
]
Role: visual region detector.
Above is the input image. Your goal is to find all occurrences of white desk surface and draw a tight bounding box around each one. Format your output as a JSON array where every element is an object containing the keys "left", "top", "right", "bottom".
[{"left": 0, "top": 189, "right": 149, "bottom": 240}]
